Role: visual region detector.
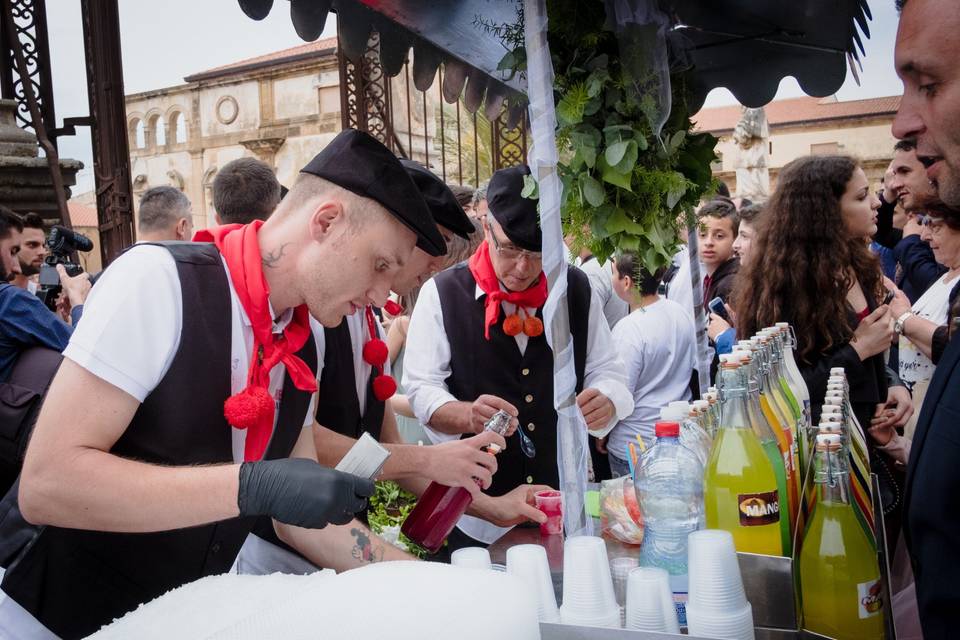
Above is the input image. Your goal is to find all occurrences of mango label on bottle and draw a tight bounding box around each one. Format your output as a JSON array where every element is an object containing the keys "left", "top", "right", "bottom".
[
  {"left": 858, "top": 579, "right": 883, "bottom": 618},
  {"left": 737, "top": 490, "right": 780, "bottom": 526}
]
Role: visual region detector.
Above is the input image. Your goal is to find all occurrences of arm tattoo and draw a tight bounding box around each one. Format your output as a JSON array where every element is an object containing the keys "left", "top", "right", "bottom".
[
  {"left": 350, "top": 527, "right": 385, "bottom": 563},
  {"left": 261, "top": 242, "right": 292, "bottom": 269}
]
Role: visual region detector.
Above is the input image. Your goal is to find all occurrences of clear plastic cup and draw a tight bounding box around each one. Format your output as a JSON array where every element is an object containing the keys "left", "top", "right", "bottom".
[
  {"left": 560, "top": 536, "right": 620, "bottom": 625},
  {"left": 534, "top": 490, "right": 563, "bottom": 535},
  {"left": 450, "top": 547, "right": 492, "bottom": 570},
  {"left": 624, "top": 567, "right": 680, "bottom": 633},
  {"left": 687, "top": 530, "right": 748, "bottom": 612},
  {"left": 686, "top": 602, "right": 755, "bottom": 640},
  {"left": 609, "top": 557, "right": 639, "bottom": 607},
  {"left": 506, "top": 544, "right": 560, "bottom": 623}
]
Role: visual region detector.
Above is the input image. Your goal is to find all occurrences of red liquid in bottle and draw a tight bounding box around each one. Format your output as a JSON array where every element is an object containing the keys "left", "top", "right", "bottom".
[{"left": 401, "top": 481, "right": 474, "bottom": 553}]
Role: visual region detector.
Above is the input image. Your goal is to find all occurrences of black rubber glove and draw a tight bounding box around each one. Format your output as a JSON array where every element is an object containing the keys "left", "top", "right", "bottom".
[{"left": 237, "top": 458, "right": 374, "bottom": 529}]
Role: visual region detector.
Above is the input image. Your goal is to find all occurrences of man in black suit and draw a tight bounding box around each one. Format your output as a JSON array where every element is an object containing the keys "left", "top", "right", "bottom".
[{"left": 893, "top": 0, "right": 960, "bottom": 636}]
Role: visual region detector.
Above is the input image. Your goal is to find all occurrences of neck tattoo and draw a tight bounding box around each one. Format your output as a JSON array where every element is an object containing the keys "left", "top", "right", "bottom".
[{"left": 261, "top": 242, "right": 292, "bottom": 269}]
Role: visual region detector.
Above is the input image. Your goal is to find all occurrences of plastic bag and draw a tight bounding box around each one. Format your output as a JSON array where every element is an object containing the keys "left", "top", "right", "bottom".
[{"left": 600, "top": 476, "right": 644, "bottom": 544}]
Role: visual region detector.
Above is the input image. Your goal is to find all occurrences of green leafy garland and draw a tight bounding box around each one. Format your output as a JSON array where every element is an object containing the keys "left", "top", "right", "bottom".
[
  {"left": 367, "top": 480, "right": 428, "bottom": 558},
  {"left": 483, "top": 2, "right": 718, "bottom": 274}
]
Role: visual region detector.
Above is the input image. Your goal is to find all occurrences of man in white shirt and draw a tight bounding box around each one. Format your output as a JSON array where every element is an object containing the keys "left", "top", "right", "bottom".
[
  {"left": 566, "top": 231, "right": 628, "bottom": 329},
  {"left": 0, "top": 130, "right": 505, "bottom": 639},
  {"left": 403, "top": 165, "right": 632, "bottom": 548}
]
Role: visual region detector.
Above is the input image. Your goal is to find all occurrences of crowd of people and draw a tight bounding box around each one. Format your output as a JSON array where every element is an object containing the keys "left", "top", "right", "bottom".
[{"left": 0, "top": 0, "right": 957, "bottom": 637}]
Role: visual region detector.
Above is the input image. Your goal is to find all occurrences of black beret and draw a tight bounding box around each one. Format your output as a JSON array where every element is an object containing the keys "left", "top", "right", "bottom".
[
  {"left": 487, "top": 165, "right": 541, "bottom": 252},
  {"left": 400, "top": 160, "right": 474, "bottom": 241},
  {"left": 301, "top": 129, "right": 445, "bottom": 256}
]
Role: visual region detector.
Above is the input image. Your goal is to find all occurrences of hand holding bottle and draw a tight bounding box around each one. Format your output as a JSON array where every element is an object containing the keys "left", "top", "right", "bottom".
[{"left": 850, "top": 305, "right": 894, "bottom": 361}]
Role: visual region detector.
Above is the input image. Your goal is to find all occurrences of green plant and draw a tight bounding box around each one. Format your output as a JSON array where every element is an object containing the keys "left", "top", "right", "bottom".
[
  {"left": 367, "top": 480, "right": 428, "bottom": 558},
  {"left": 481, "top": 2, "right": 719, "bottom": 275}
]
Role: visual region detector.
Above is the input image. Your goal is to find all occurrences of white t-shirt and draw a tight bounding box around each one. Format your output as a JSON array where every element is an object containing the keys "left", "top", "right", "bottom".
[
  {"left": 609, "top": 298, "right": 697, "bottom": 460},
  {"left": 899, "top": 271, "right": 958, "bottom": 389},
  {"left": 1, "top": 243, "right": 326, "bottom": 637}
]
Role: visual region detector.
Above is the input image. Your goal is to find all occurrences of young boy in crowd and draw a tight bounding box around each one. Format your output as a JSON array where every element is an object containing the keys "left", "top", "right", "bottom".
[
  {"left": 697, "top": 198, "right": 740, "bottom": 306},
  {"left": 708, "top": 203, "right": 762, "bottom": 354}
]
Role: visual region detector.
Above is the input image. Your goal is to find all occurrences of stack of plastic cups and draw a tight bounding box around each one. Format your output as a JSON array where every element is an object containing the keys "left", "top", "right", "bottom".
[
  {"left": 686, "top": 530, "right": 755, "bottom": 640},
  {"left": 624, "top": 567, "right": 681, "bottom": 633},
  {"left": 450, "top": 547, "right": 492, "bottom": 570},
  {"left": 609, "top": 557, "right": 639, "bottom": 625},
  {"left": 559, "top": 536, "right": 621, "bottom": 628},
  {"left": 505, "top": 544, "right": 560, "bottom": 622}
]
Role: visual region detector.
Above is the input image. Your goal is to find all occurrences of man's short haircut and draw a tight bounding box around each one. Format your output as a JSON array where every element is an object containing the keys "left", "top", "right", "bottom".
[
  {"left": 895, "top": 0, "right": 907, "bottom": 11},
  {"left": 737, "top": 203, "right": 764, "bottom": 225},
  {"left": 138, "top": 186, "right": 191, "bottom": 233},
  {"left": 894, "top": 138, "right": 917, "bottom": 153},
  {"left": 615, "top": 251, "right": 667, "bottom": 296},
  {"left": 212, "top": 157, "right": 281, "bottom": 224},
  {"left": 280, "top": 173, "right": 384, "bottom": 231},
  {"left": 449, "top": 184, "right": 475, "bottom": 210},
  {"left": 472, "top": 181, "right": 488, "bottom": 207},
  {"left": 0, "top": 205, "right": 23, "bottom": 240},
  {"left": 697, "top": 197, "right": 740, "bottom": 235},
  {"left": 21, "top": 212, "right": 44, "bottom": 231},
  {"left": 715, "top": 181, "right": 731, "bottom": 198}
]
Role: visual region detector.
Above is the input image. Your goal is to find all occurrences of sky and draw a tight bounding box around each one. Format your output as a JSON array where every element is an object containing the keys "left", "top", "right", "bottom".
[{"left": 45, "top": 0, "right": 904, "bottom": 194}]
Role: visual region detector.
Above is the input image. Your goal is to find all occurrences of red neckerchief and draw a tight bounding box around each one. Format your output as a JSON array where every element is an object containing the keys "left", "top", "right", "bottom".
[
  {"left": 195, "top": 221, "right": 317, "bottom": 461},
  {"left": 468, "top": 240, "right": 547, "bottom": 340}
]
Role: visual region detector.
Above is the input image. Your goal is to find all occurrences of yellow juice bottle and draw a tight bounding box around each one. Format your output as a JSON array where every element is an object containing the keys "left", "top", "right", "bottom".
[
  {"left": 704, "top": 357, "right": 783, "bottom": 556},
  {"left": 800, "top": 434, "right": 883, "bottom": 639}
]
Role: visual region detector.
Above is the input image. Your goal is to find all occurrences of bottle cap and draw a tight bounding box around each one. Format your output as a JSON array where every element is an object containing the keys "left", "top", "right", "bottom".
[
  {"left": 660, "top": 403, "right": 689, "bottom": 421},
  {"left": 830, "top": 367, "right": 846, "bottom": 376},
  {"left": 730, "top": 349, "right": 751, "bottom": 363},
  {"left": 707, "top": 386, "right": 718, "bottom": 394},
  {"left": 775, "top": 322, "right": 789, "bottom": 329},
  {"left": 655, "top": 421, "right": 680, "bottom": 438},
  {"left": 821, "top": 404, "right": 842, "bottom": 413}
]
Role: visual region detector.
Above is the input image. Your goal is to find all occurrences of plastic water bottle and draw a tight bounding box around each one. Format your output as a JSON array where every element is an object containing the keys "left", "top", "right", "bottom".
[
  {"left": 661, "top": 401, "right": 711, "bottom": 468},
  {"left": 634, "top": 421, "right": 705, "bottom": 625}
]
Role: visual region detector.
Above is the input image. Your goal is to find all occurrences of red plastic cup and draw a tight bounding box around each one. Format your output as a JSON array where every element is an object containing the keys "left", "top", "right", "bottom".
[{"left": 535, "top": 489, "right": 563, "bottom": 535}]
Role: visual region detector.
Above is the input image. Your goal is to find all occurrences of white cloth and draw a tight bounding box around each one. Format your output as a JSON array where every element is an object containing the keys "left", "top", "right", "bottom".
[
  {"left": 665, "top": 244, "right": 694, "bottom": 318},
  {"left": 402, "top": 274, "right": 633, "bottom": 544},
  {"left": 608, "top": 298, "right": 697, "bottom": 460},
  {"left": 0, "top": 244, "right": 324, "bottom": 637},
  {"left": 576, "top": 256, "right": 629, "bottom": 329},
  {"left": 898, "top": 271, "right": 957, "bottom": 389}
]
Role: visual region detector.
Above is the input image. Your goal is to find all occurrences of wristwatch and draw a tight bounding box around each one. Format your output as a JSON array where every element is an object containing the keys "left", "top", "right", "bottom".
[{"left": 894, "top": 311, "right": 914, "bottom": 336}]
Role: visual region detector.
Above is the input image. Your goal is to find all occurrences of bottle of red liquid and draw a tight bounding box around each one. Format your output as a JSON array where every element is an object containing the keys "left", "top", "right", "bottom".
[{"left": 401, "top": 410, "right": 512, "bottom": 553}]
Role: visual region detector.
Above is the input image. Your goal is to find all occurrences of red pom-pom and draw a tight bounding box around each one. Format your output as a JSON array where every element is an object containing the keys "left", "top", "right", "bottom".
[
  {"left": 523, "top": 316, "right": 544, "bottom": 337},
  {"left": 362, "top": 338, "right": 389, "bottom": 367},
  {"left": 383, "top": 300, "right": 404, "bottom": 316},
  {"left": 503, "top": 314, "right": 523, "bottom": 336},
  {"left": 224, "top": 386, "right": 273, "bottom": 429},
  {"left": 372, "top": 374, "right": 397, "bottom": 401}
]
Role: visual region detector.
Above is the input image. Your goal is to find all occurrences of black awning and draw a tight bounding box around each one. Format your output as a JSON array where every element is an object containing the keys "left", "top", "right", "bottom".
[{"left": 237, "top": 0, "right": 871, "bottom": 117}]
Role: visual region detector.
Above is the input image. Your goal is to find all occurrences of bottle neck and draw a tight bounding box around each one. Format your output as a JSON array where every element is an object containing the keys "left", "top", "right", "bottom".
[
  {"left": 815, "top": 448, "right": 851, "bottom": 505},
  {"left": 718, "top": 368, "right": 751, "bottom": 430}
]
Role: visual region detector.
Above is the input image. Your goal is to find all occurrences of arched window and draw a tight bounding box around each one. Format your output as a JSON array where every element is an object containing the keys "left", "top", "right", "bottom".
[
  {"left": 147, "top": 113, "right": 163, "bottom": 149},
  {"left": 175, "top": 112, "right": 187, "bottom": 143},
  {"left": 167, "top": 110, "right": 188, "bottom": 144},
  {"left": 128, "top": 118, "right": 145, "bottom": 150}
]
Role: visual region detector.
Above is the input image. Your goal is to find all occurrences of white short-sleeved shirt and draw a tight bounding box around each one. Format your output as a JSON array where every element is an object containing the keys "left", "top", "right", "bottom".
[
  {"left": 609, "top": 298, "right": 697, "bottom": 459},
  {"left": 1, "top": 243, "right": 327, "bottom": 637}
]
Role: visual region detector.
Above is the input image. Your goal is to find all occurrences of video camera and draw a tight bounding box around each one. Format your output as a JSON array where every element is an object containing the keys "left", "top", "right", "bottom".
[{"left": 36, "top": 225, "right": 93, "bottom": 311}]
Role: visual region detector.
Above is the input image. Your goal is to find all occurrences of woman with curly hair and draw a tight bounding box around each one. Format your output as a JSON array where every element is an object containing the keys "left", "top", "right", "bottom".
[{"left": 735, "top": 155, "right": 912, "bottom": 541}]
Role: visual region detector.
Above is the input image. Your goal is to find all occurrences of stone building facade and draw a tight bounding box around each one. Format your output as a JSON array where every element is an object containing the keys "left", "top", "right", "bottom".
[{"left": 694, "top": 95, "right": 901, "bottom": 197}]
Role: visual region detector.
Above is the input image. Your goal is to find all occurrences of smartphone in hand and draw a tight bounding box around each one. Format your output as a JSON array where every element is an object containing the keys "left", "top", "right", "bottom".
[{"left": 708, "top": 296, "right": 730, "bottom": 322}]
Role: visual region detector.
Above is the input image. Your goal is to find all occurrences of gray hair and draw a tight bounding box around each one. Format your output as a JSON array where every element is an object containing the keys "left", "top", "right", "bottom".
[
  {"left": 472, "top": 181, "right": 488, "bottom": 208},
  {"left": 138, "top": 186, "right": 191, "bottom": 233}
]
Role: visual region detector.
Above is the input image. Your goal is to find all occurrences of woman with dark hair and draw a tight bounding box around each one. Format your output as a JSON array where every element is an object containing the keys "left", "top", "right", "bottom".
[{"left": 734, "top": 154, "right": 912, "bottom": 541}]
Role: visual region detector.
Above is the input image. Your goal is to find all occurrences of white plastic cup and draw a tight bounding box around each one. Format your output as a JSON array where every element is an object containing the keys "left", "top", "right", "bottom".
[
  {"left": 686, "top": 602, "right": 755, "bottom": 640},
  {"left": 687, "top": 530, "right": 748, "bottom": 612},
  {"left": 450, "top": 547, "right": 492, "bottom": 570},
  {"left": 560, "top": 536, "right": 620, "bottom": 626},
  {"left": 609, "top": 557, "right": 639, "bottom": 607},
  {"left": 624, "top": 567, "right": 680, "bottom": 633},
  {"left": 506, "top": 544, "right": 560, "bottom": 623}
]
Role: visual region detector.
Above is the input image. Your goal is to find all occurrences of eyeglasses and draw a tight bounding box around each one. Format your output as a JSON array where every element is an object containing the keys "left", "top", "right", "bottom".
[
  {"left": 487, "top": 223, "right": 542, "bottom": 262},
  {"left": 918, "top": 215, "right": 946, "bottom": 232}
]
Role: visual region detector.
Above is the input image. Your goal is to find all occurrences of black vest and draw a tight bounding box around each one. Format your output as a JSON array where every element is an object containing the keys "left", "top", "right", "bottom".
[
  {"left": 0, "top": 243, "right": 317, "bottom": 639},
  {"left": 315, "top": 319, "right": 386, "bottom": 441},
  {"left": 434, "top": 264, "right": 590, "bottom": 497}
]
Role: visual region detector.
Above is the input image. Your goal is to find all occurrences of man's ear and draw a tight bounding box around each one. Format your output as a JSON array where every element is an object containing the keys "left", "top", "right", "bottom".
[
  {"left": 309, "top": 200, "right": 344, "bottom": 242},
  {"left": 176, "top": 217, "right": 190, "bottom": 239},
  {"left": 214, "top": 212, "right": 222, "bottom": 225}
]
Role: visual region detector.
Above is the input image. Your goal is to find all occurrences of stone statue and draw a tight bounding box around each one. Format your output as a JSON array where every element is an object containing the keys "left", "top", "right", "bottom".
[{"left": 733, "top": 106, "right": 770, "bottom": 202}]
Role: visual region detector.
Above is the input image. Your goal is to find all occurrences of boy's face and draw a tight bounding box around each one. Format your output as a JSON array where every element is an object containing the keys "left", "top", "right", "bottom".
[{"left": 698, "top": 216, "right": 735, "bottom": 273}]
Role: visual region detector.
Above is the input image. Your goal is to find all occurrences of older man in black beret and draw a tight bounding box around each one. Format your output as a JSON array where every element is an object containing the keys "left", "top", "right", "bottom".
[
  {"left": 403, "top": 165, "right": 633, "bottom": 550},
  {"left": 0, "top": 130, "right": 508, "bottom": 639}
]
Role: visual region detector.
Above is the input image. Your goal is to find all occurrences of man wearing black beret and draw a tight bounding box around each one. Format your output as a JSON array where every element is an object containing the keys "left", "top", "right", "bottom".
[
  {"left": 0, "top": 130, "right": 509, "bottom": 638},
  {"left": 403, "top": 164, "right": 633, "bottom": 549},
  {"left": 237, "top": 161, "right": 547, "bottom": 574}
]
